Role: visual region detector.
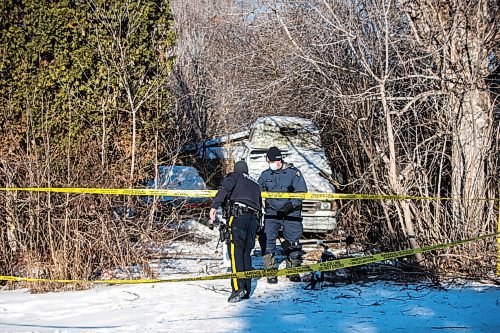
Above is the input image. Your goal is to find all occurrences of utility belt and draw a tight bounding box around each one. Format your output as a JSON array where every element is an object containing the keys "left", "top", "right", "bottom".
[
  {"left": 216, "top": 202, "right": 260, "bottom": 246},
  {"left": 224, "top": 201, "right": 261, "bottom": 219}
]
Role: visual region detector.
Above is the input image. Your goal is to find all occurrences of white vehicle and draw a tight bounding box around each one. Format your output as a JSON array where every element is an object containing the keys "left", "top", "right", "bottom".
[
  {"left": 241, "top": 116, "right": 338, "bottom": 233},
  {"left": 191, "top": 116, "right": 339, "bottom": 233}
]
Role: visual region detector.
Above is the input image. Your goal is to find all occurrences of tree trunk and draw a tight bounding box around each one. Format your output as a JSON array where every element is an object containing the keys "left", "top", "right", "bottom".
[
  {"left": 403, "top": 0, "right": 494, "bottom": 233},
  {"left": 380, "top": 84, "right": 424, "bottom": 262},
  {"left": 450, "top": 88, "right": 491, "bottom": 227},
  {"left": 6, "top": 191, "right": 18, "bottom": 252}
]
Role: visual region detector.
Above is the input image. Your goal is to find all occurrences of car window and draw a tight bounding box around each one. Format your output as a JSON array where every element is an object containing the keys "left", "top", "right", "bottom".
[{"left": 144, "top": 166, "right": 208, "bottom": 203}]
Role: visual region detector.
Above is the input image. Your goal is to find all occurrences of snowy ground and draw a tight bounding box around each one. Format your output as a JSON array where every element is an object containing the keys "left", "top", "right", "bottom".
[{"left": 1, "top": 223, "right": 500, "bottom": 333}]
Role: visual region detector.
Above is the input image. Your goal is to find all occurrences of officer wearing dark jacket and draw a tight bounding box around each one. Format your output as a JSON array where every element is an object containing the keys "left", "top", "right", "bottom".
[
  {"left": 258, "top": 147, "right": 307, "bottom": 283},
  {"left": 209, "top": 161, "right": 261, "bottom": 303}
]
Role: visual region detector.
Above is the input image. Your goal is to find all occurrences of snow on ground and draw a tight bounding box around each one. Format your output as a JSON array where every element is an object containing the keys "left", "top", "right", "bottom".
[{"left": 1, "top": 227, "right": 500, "bottom": 333}]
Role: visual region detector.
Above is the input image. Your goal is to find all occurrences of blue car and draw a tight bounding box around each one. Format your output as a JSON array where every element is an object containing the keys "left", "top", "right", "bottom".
[{"left": 142, "top": 166, "right": 211, "bottom": 221}]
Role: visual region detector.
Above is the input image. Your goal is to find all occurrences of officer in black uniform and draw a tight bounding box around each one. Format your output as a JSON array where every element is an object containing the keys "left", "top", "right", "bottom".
[
  {"left": 258, "top": 147, "right": 307, "bottom": 283},
  {"left": 209, "top": 161, "right": 262, "bottom": 303}
]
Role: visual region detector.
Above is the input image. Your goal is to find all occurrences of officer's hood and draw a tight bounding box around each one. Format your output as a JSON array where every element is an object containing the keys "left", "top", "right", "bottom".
[{"left": 234, "top": 160, "right": 249, "bottom": 174}]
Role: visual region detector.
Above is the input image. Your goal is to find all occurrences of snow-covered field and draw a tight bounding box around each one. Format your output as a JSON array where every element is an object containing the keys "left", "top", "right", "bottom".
[
  {"left": 3, "top": 276, "right": 499, "bottom": 333},
  {"left": 1, "top": 224, "right": 500, "bottom": 333}
]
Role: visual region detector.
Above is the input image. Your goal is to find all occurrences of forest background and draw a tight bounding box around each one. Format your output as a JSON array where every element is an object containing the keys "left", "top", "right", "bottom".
[{"left": 0, "top": 0, "right": 498, "bottom": 290}]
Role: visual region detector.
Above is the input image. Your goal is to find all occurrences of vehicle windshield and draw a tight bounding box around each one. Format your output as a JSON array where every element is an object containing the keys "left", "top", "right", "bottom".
[{"left": 146, "top": 166, "right": 208, "bottom": 202}]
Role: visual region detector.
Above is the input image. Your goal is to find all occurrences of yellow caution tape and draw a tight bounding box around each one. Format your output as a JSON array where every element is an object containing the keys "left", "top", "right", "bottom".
[
  {"left": 0, "top": 233, "right": 495, "bottom": 285},
  {"left": 262, "top": 192, "right": 450, "bottom": 201},
  {"left": 0, "top": 187, "right": 218, "bottom": 198},
  {"left": 2, "top": 187, "right": 497, "bottom": 201},
  {"left": 497, "top": 200, "right": 500, "bottom": 276}
]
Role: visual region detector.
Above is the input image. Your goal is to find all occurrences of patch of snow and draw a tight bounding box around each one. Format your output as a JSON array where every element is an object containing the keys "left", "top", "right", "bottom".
[
  {"left": 1, "top": 238, "right": 499, "bottom": 333},
  {"left": 178, "top": 219, "right": 218, "bottom": 238},
  {"left": 3, "top": 280, "right": 498, "bottom": 332}
]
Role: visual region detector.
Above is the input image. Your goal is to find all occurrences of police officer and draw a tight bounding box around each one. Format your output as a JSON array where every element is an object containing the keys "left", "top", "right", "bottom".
[
  {"left": 258, "top": 147, "right": 307, "bottom": 283},
  {"left": 209, "top": 161, "right": 261, "bottom": 303}
]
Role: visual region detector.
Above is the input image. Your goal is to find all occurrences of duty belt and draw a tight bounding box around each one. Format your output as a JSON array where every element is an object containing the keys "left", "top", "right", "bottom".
[{"left": 233, "top": 202, "right": 260, "bottom": 217}]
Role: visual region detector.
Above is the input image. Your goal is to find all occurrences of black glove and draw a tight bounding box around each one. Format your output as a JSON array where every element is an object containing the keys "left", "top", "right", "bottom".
[
  {"left": 276, "top": 202, "right": 294, "bottom": 218},
  {"left": 256, "top": 225, "right": 264, "bottom": 235}
]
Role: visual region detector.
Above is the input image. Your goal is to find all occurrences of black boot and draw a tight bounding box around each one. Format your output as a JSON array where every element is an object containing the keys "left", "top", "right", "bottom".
[
  {"left": 285, "top": 259, "right": 301, "bottom": 282},
  {"left": 263, "top": 253, "right": 277, "bottom": 284},
  {"left": 228, "top": 290, "right": 247, "bottom": 303},
  {"left": 286, "top": 251, "right": 303, "bottom": 282}
]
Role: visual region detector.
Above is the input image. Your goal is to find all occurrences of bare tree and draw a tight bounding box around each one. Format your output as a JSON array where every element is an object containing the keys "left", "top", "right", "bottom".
[
  {"left": 170, "top": 0, "right": 499, "bottom": 274},
  {"left": 90, "top": 0, "right": 173, "bottom": 183},
  {"left": 403, "top": 0, "right": 498, "bottom": 229}
]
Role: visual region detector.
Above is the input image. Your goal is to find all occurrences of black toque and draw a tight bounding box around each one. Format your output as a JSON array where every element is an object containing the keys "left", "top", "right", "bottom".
[{"left": 234, "top": 160, "right": 249, "bottom": 174}]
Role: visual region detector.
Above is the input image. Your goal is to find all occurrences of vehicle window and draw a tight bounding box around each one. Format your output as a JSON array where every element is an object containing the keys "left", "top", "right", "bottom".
[
  {"left": 249, "top": 149, "right": 267, "bottom": 159},
  {"left": 149, "top": 166, "right": 207, "bottom": 190},
  {"left": 279, "top": 127, "right": 299, "bottom": 136}
]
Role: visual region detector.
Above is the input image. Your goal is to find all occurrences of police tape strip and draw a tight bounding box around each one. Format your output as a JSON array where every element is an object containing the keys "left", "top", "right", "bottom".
[
  {"left": 2, "top": 187, "right": 497, "bottom": 201},
  {"left": 0, "top": 187, "right": 217, "bottom": 198},
  {"left": 0, "top": 233, "right": 495, "bottom": 285},
  {"left": 497, "top": 200, "right": 500, "bottom": 276}
]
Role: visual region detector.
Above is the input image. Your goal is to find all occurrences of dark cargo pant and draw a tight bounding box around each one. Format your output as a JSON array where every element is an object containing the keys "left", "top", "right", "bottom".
[
  {"left": 228, "top": 212, "right": 259, "bottom": 294},
  {"left": 264, "top": 216, "right": 303, "bottom": 255}
]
